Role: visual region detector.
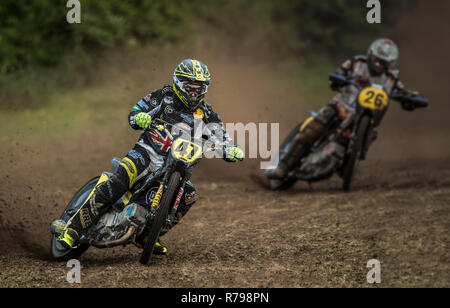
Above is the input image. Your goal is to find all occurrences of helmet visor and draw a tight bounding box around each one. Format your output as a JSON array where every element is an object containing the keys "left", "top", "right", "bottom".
[
  {"left": 370, "top": 55, "right": 389, "bottom": 72},
  {"left": 174, "top": 74, "right": 209, "bottom": 109},
  {"left": 183, "top": 82, "right": 208, "bottom": 99}
]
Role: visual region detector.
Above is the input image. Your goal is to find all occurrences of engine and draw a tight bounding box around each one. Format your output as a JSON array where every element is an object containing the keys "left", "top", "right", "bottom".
[
  {"left": 297, "top": 141, "right": 346, "bottom": 181},
  {"left": 87, "top": 203, "right": 149, "bottom": 244}
]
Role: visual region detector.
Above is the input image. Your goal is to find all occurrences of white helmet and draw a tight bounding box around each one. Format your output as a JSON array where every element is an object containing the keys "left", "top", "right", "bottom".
[{"left": 367, "top": 38, "right": 399, "bottom": 75}]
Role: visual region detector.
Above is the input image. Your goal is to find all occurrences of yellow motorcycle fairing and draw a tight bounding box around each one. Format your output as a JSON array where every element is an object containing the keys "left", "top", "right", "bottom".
[
  {"left": 171, "top": 138, "right": 203, "bottom": 163},
  {"left": 358, "top": 87, "right": 389, "bottom": 110}
]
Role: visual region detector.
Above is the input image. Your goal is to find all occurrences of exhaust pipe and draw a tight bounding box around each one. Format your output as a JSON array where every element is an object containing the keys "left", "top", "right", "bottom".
[{"left": 90, "top": 226, "right": 136, "bottom": 248}]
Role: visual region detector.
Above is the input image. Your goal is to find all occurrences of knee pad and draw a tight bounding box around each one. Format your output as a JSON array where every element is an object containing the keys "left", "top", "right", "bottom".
[
  {"left": 297, "top": 121, "right": 325, "bottom": 145},
  {"left": 296, "top": 105, "right": 338, "bottom": 145},
  {"left": 94, "top": 167, "right": 130, "bottom": 205},
  {"left": 119, "top": 157, "right": 138, "bottom": 188}
]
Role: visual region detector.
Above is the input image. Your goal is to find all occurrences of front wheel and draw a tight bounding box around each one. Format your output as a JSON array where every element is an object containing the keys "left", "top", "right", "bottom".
[
  {"left": 140, "top": 171, "right": 181, "bottom": 265},
  {"left": 342, "top": 115, "right": 371, "bottom": 192}
]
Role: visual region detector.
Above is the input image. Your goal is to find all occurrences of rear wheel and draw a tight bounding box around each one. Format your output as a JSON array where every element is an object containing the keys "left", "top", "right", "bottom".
[
  {"left": 342, "top": 115, "right": 371, "bottom": 192},
  {"left": 140, "top": 172, "right": 181, "bottom": 265},
  {"left": 50, "top": 177, "right": 98, "bottom": 261}
]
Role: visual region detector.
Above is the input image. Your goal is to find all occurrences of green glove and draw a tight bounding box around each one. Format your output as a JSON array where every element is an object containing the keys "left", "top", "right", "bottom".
[
  {"left": 135, "top": 112, "right": 152, "bottom": 129},
  {"left": 226, "top": 146, "right": 244, "bottom": 162}
]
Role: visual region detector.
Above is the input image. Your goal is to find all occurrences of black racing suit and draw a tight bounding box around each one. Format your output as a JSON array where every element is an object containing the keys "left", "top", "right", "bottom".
[{"left": 66, "top": 84, "right": 236, "bottom": 237}]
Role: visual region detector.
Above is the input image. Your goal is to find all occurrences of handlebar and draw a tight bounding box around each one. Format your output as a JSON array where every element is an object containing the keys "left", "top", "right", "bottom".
[
  {"left": 330, "top": 73, "right": 429, "bottom": 109},
  {"left": 392, "top": 92, "right": 429, "bottom": 109},
  {"left": 329, "top": 73, "right": 355, "bottom": 88},
  {"left": 144, "top": 117, "right": 228, "bottom": 155}
]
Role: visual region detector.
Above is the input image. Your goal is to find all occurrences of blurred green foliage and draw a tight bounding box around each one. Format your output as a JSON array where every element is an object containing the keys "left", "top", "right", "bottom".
[
  {"left": 199, "top": 0, "right": 415, "bottom": 60},
  {"left": 0, "top": 0, "right": 414, "bottom": 110},
  {"left": 278, "top": 0, "right": 414, "bottom": 57},
  {"left": 0, "top": 0, "right": 414, "bottom": 73},
  {"left": 0, "top": 1, "right": 68, "bottom": 72},
  {"left": 0, "top": 0, "right": 191, "bottom": 73}
]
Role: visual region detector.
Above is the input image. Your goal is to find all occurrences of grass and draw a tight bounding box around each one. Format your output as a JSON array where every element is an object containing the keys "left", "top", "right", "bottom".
[{"left": 0, "top": 87, "right": 126, "bottom": 140}]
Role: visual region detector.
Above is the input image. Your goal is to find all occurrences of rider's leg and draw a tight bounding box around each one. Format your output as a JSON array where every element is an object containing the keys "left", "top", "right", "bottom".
[
  {"left": 58, "top": 146, "right": 155, "bottom": 249},
  {"left": 267, "top": 103, "right": 339, "bottom": 179},
  {"left": 58, "top": 159, "right": 138, "bottom": 249}
]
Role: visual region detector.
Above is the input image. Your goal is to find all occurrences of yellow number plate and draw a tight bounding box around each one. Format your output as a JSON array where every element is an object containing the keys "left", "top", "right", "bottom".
[
  {"left": 171, "top": 138, "right": 203, "bottom": 163},
  {"left": 358, "top": 87, "right": 389, "bottom": 110}
]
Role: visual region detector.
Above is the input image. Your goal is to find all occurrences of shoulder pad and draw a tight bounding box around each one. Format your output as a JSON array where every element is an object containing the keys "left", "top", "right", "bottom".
[
  {"left": 144, "top": 88, "right": 161, "bottom": 101},
  {"left": 144, "top": 86, "right": 172, "bottom": 107},
  {"left": 142, "top": 93, "right": 152, "bottom": 103},
  {"left": 149, "top": 87, "right": 162, "bottom": 96},
  {"left": 147, "top": 89, "right": 162, "bottom": 107},
  {"left": 161, "top": 84, "right": 173, "bottom": 96}
]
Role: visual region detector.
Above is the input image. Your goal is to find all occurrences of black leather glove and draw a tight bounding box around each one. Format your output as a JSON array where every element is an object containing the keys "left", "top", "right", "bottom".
[{"left": 328, "top": 73, "right": 351, "bottom": 91}]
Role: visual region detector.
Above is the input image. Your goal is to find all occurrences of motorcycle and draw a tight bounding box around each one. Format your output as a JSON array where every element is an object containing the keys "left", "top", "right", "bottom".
[
  {"left": 268, "top": 73, "right": 429, "bottom": 191},
  {"left": 50, "top": 118, "right": 229, "bottom": 265}
]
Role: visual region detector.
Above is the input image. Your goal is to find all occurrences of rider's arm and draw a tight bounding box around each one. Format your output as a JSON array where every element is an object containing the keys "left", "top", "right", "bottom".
[
  {"left": 128, "top": 91, "right": 162, "bottom": 130},
  {"left": 336, "top": 55, "right": 368, "bottom": 77},
  {"left": 392, "top": 78, "right": 410, "bottom": 95},
  {"left": 202, "top": 103, "right": 243, "bottom": 162},
  {"left": 202, "top": 103, "right": 233, "bottom": 144},
  {"left": 330, "top": 56, "right": 361, "bottom": 91},
  {"left": 391, "top": 75, "right": 428, "bottom": 111}
]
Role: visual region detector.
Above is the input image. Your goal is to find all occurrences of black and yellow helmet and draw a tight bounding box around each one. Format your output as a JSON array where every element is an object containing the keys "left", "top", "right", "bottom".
[{"left": 173, "top": 59, "right": 211, "bottom": 111}]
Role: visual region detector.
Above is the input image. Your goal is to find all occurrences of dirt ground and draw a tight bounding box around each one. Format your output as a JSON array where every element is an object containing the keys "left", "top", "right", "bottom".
[{"left": 0, "top": 1, "right": 449, "bottom": 288}]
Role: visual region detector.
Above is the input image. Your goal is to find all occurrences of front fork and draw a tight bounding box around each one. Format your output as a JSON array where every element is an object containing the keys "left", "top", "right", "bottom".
[
  {"left": 346, "top": 114, "right": 375, "bottom": 160},
  {"left": 167, "top": 178, "right": 187, "bottom": 226},
  {"left": 360, "top": 128, "right": 377, "bottom": 160},
  {"left": 150, "top": 166, "right": 174, "bottom": 211},
  {"left": 149, "top": 170, "right": 187, "bottom": 228}
]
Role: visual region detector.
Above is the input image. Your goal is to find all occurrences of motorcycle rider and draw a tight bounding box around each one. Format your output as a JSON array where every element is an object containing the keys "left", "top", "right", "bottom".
[
  {"left": 57, "top": 59, "right": 244, "bottom": 254},
  {"left": 267, "top": 38, "right": 426, "bottom": 180}
]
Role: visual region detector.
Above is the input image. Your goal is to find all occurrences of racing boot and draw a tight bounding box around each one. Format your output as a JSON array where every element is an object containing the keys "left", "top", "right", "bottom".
[
  {"left": 58, "top": 228, "right": 81, "bottom": 250},
  {"left": 135, "top": 233, "right": 168, "bottom": 255},
  {"left": 153, "top": 240, "right": 168, "bottom": 255}
]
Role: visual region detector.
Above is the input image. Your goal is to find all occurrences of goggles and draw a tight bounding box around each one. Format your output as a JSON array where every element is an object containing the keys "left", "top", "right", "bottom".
[
  {"left": 371, "top": 56, "right": 389, "bottom": 70},
  {"left": 183, "top": 82, "right": 208, "bottom": 98}
]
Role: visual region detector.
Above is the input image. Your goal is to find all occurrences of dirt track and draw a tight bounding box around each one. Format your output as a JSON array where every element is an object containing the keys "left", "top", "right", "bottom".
[{"left": 0, "top": 1, "right": 449, "bottom": 288}]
